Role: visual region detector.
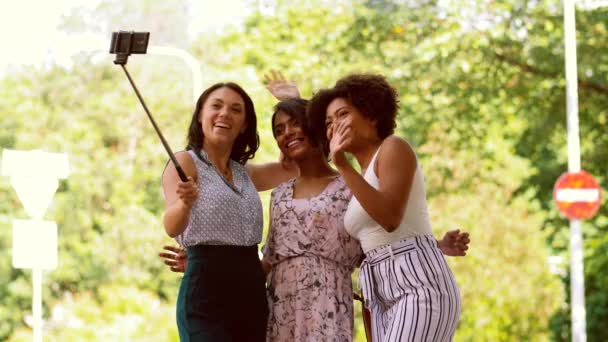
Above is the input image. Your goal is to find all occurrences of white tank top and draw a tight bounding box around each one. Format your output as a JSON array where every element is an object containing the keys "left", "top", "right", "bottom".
[{"left": 343, "top": 145, "right": 432, "bottom": 253}]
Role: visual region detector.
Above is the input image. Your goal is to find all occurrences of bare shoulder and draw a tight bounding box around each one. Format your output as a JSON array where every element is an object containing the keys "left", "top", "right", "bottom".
[
  {"left": 163, "top": 150, "right": 197, "bottom": 182},
  {"left": 379, "top": 136, "right": 416, "bottom": 164},
  {"left": 174, "top": 150, "right": 194, "bottom": 166}
]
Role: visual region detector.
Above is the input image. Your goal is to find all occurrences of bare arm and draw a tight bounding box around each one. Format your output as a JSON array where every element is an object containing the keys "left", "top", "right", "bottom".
[
  {"left": 248, "top": 71, "right": 300, "bottom": 191},
  {"left": 162, "top": 151, "right": 198, "bottom": 238},
  {"left": 246, "top": 161, "right": 298, "bottom": 192},
  {"left": 332, "top": 135, "right": 415, "bottom": 232}
]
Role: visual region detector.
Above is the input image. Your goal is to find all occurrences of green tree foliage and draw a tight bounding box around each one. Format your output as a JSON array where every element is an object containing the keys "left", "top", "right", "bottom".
[
  {"left": 1, "top": 0, "right": 605, "bottom": 340},
  {"left": 0, "top": 56, "right": 193, "bottom": 339},
  {"left": 8, "top": 285, "right": 178, "bottom": 342}
]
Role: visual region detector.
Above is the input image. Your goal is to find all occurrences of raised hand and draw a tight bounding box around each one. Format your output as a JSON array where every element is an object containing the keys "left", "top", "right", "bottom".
[
  {"left": 328, "top": 119, "right": 352, "bottom": 168},
  {"left": 438, "top": 229, "right": 470, "bottom": 256},
  {"left": 263, "top": 70, "right": 300, "bottom": 100},
  {"left": 159, "top": 245, "right": 187, "bottom": 273}
]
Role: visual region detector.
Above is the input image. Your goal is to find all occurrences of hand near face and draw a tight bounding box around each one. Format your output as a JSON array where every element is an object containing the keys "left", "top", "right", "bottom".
[
  {"left": 328, "top": 119, "right": 352, "bottom": 168},
  {"left": 438, "top": 229, "right": 470, "bottom": 257},
  {"left": 176, "top": 177, "right": 198, "bottom": 209},
  {"left": 159, "top": 245, "right": 187, "bottom": 273},
  {"left": 263, "top": 70, "right": 300, "bottom": 100}
]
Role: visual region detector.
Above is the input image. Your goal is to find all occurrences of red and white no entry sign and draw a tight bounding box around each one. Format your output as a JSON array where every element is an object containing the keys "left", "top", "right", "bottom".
[{"left": 553, "top": 170, "right": 601, "bottom": 220}]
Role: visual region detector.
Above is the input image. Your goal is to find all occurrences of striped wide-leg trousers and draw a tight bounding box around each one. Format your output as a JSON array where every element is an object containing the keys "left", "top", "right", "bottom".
[{"left": 359, "top": 235, "right": 461, "bottom": 342}]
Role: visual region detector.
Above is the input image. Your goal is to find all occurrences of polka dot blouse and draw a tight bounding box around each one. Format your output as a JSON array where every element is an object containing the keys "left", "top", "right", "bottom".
[{"left": 175, "top": 150, "right": 264, "bottom": 247}]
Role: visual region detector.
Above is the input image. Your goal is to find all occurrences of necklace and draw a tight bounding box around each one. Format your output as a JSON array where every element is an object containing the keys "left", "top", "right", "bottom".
[
  {"left": 196, "top": 149, "right": 233, "bottom": 181},
  {"left": 218, "top": 165, "right": 231, "bottom": 179},
  {"left": 222, "top": 169, "right": 230, "bottom": 176}
]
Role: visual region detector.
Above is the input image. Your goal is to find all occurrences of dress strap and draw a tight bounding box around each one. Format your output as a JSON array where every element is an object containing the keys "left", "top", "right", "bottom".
[{"left": 364, "top": 144, "right": 383, "bottom": 178}]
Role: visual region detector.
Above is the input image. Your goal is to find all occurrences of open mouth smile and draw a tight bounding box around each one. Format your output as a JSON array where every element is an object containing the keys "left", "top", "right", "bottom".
[
  {"left": 285, "top": 137, "right": 305, "bottom": 148},
  {"left": 214, "top": 122, "right": 231, "bottom": 130}
]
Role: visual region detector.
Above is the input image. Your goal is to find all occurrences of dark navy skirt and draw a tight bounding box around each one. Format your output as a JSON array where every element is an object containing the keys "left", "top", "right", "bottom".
[{"left": 176, "top": 244, "right": 268, "bottom": 342}]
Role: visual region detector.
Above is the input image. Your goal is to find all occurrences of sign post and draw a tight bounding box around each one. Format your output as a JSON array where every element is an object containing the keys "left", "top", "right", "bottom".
[
  {"left": 560, "top": 2, "right": 606, "bottom": 341},
  {"left": 553, "top": 169, "right": 601, "bottom": 342},
  {"left": 1, "top": 149, "right": 69, "bottom": 342},
  {"left": 562, "top": 0, "right": 586, "bottom": 340}
]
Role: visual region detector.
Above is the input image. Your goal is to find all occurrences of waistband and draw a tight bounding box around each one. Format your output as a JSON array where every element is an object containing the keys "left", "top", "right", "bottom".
[
  {"left": 273, "top": 254, "right": 353, "bottom": 272},
  {"left": 364, "top": 234, "right": 437, "bottom": 264},
  {"left": 187, "top": 244, "right": 259, "bottom": 260},
  {"left": 359, "top": 235, "right": 437, "bottom": 308}
]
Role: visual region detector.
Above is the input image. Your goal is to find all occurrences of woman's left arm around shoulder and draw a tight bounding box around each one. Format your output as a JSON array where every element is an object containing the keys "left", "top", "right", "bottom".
[{"left": 246, "top": 161, "right": 298, "bottom": 192}]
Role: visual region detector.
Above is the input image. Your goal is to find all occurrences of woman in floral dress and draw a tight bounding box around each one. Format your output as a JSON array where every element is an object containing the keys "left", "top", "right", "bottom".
[{"left": 262, "top": 98, "right": 362, "bottom": 341}]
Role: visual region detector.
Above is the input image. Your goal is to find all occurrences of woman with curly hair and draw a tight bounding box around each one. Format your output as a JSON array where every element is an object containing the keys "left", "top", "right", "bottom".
[{"left": 308, "top": 74, "right": 461, "bottom": 342}]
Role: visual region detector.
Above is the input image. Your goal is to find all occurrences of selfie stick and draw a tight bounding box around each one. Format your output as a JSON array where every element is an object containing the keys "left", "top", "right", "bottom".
[{"left": 110, "top": 31, "right": 188, "bottom": 182}]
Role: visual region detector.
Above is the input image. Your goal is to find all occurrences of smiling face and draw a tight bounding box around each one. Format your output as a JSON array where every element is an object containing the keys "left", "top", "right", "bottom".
[
  {"left": 199, "top": 86, "right": 247, "bottom": 147},
  {"left": 325, "top": 97, "right": 378, "bottom": 152},
  {"left": 307, "top": 74, "right": 398, "bottom": 155},
  {"left": 272, "top": 110, "right": 317, "bottom": 161}
]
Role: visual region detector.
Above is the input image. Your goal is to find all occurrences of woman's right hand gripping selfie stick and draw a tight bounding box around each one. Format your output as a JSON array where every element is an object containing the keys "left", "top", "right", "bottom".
[{"left": 109, "top": 30, "right": 188, "bottom": 182}]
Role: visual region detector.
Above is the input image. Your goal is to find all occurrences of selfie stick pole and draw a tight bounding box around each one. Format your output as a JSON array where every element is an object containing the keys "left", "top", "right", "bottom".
[{"left": 117, "top": 63, "right": 188, "bottom": 182}]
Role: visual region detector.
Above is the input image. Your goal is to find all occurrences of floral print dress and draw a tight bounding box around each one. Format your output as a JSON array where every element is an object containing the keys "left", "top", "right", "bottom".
[{"left": 263, "top": 176, "right": 363, "bottom": 342}]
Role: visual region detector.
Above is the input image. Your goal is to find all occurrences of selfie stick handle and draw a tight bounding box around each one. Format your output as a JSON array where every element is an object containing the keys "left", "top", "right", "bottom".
[{"left": 119, "top": 64, "right": 188, "bottom": 182}]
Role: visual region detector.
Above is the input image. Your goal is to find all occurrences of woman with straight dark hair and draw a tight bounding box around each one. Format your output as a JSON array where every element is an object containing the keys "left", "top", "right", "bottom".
[{"left": 261, "top": 98, "right": 362, "bottom": 341}]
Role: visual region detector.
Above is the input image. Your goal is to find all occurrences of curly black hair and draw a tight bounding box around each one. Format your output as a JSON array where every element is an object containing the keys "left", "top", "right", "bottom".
[
  {"left": 308, "top": 74, "right": 398, "bottom": 149},
  {"left": 186, "top": 82, "right": 259, "bottom": 164}
]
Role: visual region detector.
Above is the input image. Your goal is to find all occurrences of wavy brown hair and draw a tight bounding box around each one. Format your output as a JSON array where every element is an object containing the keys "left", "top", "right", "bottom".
[{"left": 186, "top": 82, "right": 259, "bottom": 164}]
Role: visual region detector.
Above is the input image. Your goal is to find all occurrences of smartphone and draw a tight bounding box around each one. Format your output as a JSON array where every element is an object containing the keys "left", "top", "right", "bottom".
[{"left": 109, "top": 31, "right": 150, "bottom": 55}]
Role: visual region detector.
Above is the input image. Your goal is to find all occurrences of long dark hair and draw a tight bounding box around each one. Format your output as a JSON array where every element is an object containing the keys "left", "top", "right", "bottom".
[
  {"left": 271, "top": 98, "right": 311, "bottom": 138},
  {"left": 271, "top": 98, "right": 328, "bottom": 156},
  {"left": 186, "top": 82, "right": 259, "bottom": 164}
]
